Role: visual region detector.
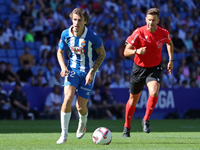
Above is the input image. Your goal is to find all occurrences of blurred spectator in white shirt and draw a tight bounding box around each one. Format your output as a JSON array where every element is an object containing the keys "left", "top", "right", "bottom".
[
  {"left": 14, "top": 24, "right": 25, "bottom": 41},
  {"left": 110, "top": 73, "right": 125, "bottom": 88},
  {"left": 122, "top": 71, "right": 130, "bottom": 88},
  {"left": 44, "top": 85, "right": 62, "bottom": 119},
  {"left": 3, "top": 19, "right": 13, "bottom": 41},
  {"left": 119, "top": 13, "right": 133, "bottom": 36},
  {"left": 101, "top": 58, "right": 115, "bottom": 77},
  {"left": 10, "top": 0, "right": 25, "bottom": 15},
  {"left": 183, "top": 32, "right": 194, "bottom": 52},
  {"left": 105, "top": 0, "right": 119, "bottom": 12},
  {"left": 39, "top": 37, "right": 51, "bottom": 56},
  {"left": 48, "top": 71, "right": 63, "bottom": 87},
  {"left": 131, "top": 0, "right": 145, "bottom": 9},
  {"left": 0, "top": 27, "right": 11, "bottom": 50}
]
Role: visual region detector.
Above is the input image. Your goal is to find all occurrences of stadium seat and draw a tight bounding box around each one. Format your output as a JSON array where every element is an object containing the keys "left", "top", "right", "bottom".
[
  {"left": 25, "top": 42, "right": 35, "bottom": 50},
  {"left": 9, "top": 15, "right": 20, "bottom": 24},
  {"left": 8, "top": 57, "right": 19, "bottom": 67},
  {"left": 15, "top": 41, "right": 25, "bottom": 49},
  {"left": 11, "top": 23, "right": 17, "bottom": 31},
  {"left": 0, "top": 5, "right": 8, "bottom": 14},
  {"left": 31, "top": 66, "right": 46, "bottom": 75},
  {"left": 12, "top": 66, "right": 20, "bottom": 73},
  {"left": 161, "top": 52, "right": 168, "bottom": 58},
  {"left": 0, "top": 14, "right": 9, "bottom": 22},
  {"left": 105, "top": 51, "right": 116, "bottom": 60},
  {"left": 177, "top": 53, "right": 186, "bottom": 61},
  {"left": 3, "top": 0, "right": 12, "bottom": 5},
  {"left": 35, "top": 41, "right": 42, "bottom": 49},
  {"left": 0, "top": 57, "right": 8, "bottom": 62},
  {"left": 17, "top": 49, "right": 24, "bottom": 58},
  {"left": 29, "top": 49, "right": 37, "bottom": 57},
  {"left": 172, "top": 61, "right": 180, "bottom": 74},
  {"left": 9, "top": 41, "right": 15, "bottom": 49},
  {"left": 180, "top": 12, "right": 187, "bottom": 19},
  {"left": 122, "top": 59, "right": 134, "bottom": 70},
  {"left": 0, "top": 0, "right": 7, "bottom": 4},
  {"left": 31, "top": 66, "right": 39, "bottom": 75},
  {"left": 174, "top": 53, "right": 185, "bottom": 62},
  {"left": 105, "top": 51, "right": 112, "bottom": 60},
  {"left": 0, "top": 49, "right": 7, "bottom": 57},
  {"left": 6, "top": 49, "right": 17, "bottom": 58}
]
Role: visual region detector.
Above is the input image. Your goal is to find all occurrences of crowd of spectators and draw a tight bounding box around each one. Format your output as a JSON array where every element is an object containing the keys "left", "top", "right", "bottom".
[
  {"left": 0, "top": 0, "right": 199, "bottom": 89},
  {"left": 0, "top": 0, "right": 200, "bottom": 88},
  {"left": 0, "top": 0, "right": 200, "bottom": 119}
]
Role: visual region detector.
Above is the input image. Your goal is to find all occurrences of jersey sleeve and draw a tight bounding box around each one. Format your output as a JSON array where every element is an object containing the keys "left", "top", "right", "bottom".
[
  {"left": 165, "top": 30, "right": 171, "bottom": 44},
  {"left": 58, "top": 30, "right": 68, "bottom": 51},
  {"left": 92, "top": 31, "right": 102, "bottom": 49},
  {"left": 126, "top": 29, "right": 139, "bottom": 47}
]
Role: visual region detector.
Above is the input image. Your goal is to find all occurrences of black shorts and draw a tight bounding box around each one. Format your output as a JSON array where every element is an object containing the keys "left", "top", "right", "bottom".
[{"left": 129, "top": 63, "right": 162, "bottom": 94}]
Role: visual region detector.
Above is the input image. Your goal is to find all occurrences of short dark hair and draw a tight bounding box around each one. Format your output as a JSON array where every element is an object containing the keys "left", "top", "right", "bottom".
[
  {"left": 15, "top": 82, "right": 21, "bottom": 87},
  {"left": 104, "top": 82, "right": 110, "bottom": 87},
  {"left": 0, "top": 61, "right": 6, "bottom": 65},
  {"left": 147, "top": 8, "right": 160, "bottom": 17},
  {"left": 69, "top": 8, "right": 90, "bottom": 25},
  {"left": 23, "top": 60, "right": 29, "bottom": 65}
]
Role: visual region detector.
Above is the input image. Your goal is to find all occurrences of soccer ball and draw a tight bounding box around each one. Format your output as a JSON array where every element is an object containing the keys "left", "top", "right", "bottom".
[{"left": 92, "top": 127, "right": 112, "bottom": 145}]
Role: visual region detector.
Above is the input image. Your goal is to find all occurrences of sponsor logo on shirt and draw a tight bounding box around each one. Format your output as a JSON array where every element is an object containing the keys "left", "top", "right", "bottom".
[{"left": 71, "top": 46, "right": 86, "bottom": 54}]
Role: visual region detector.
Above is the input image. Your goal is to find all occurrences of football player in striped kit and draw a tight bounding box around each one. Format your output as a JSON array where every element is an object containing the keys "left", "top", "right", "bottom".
[{"left": 56, "top": 8, "right": 106, "bottom": 144}]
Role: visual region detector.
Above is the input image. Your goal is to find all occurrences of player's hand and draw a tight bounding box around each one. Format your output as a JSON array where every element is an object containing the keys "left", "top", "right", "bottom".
[
  {"left": 167, "top": 61, "right": 173, "bottom": 74},
  {"left": 137, "top": 47, "right": 146, "bottom": 55},
  {"left": 85, "top": 72, "right": 94, "bottom": 85},
  {"left": 60, "top": 68, "right": 68, "bottom": 77}
]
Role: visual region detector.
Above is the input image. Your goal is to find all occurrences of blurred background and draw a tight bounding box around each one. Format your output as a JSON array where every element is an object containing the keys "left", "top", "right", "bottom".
[{"left": 0, "top": 0, "right": 200, "bottom": 121}]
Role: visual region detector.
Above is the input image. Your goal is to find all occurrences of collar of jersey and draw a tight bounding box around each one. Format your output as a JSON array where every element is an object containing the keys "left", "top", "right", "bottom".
[{"left": 69, "top": 26, "right": 88, "bottom": 38}]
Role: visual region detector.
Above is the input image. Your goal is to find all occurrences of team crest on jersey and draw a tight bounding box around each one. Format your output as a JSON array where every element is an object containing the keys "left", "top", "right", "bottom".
[
  {"left": 81, "top": 40, "right": 86, "bottom": 47},
  {"left": 71, "top": 46, "right": 86, "bottom": 54},
  {"left": 157, "top": 43, "right": 162, "bottom": 49}
]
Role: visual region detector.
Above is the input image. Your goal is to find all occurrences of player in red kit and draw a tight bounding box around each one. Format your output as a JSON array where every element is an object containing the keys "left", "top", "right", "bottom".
[{"left": 122, "top": 8, "right": 174, "bottom": 137}]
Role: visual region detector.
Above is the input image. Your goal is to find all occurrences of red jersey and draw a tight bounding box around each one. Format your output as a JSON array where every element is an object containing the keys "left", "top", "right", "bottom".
[{"left": 126, "top": 25, "right": 171, "bottom": 68}]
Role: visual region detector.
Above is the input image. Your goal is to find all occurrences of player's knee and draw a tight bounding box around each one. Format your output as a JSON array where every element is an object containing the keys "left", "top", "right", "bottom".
[
  {"left": 63, "top": 96, "right": 73, "bottom": 106},
  {"left": 76, "top": 105, "right": 83, "bottom": 112},
  {"left": 128, "top": 98, "right": 138, "bottom": 106},
  {"left": 149, "top": 91, "right": 158, "bottom": 97},
  {"left": 129, "top": 94, "right": 140, "bottom": 106}
]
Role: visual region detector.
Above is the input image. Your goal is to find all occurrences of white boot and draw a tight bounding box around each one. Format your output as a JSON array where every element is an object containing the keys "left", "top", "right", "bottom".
[
  {"left": 76, "top": 112, "right": 88, "bottom": 139},
  {"left": 56, "top": 112, "right": 71, "bottom": 144}
]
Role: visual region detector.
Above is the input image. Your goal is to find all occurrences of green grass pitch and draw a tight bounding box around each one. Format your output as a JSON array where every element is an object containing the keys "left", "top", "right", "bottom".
[{"left": 0, "top": 119, "right": 200, "bottom": 150}]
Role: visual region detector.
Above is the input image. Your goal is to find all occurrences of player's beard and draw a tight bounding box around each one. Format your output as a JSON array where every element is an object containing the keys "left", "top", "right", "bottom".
[
  {"left": 74, "top": 27, "right": 79, "bottom": 32},
  {"left": 147, "top": 24, "right": 155, "bottom": 32}
]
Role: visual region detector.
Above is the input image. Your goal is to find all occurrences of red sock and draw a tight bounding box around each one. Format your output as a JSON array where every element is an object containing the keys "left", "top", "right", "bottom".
[
  {"left": 143, "top": 95, "right": 158, "bottom": 121},
  {"left": 124, "top": 101, "right": 136, "bottom": 129}
]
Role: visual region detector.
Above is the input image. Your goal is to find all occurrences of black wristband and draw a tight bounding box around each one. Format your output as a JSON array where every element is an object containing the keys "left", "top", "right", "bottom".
[
  {"left": 134, "top": 49, "right": 137, "bottom": 54},
  {"left": 169, "top": 59, "right": 174, "bottom": 62}
]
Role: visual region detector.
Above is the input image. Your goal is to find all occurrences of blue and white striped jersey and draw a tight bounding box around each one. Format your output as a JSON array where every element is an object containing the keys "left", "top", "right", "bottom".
[{"left": 58, "top": 26, "right": 102, "bottom": 73}]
